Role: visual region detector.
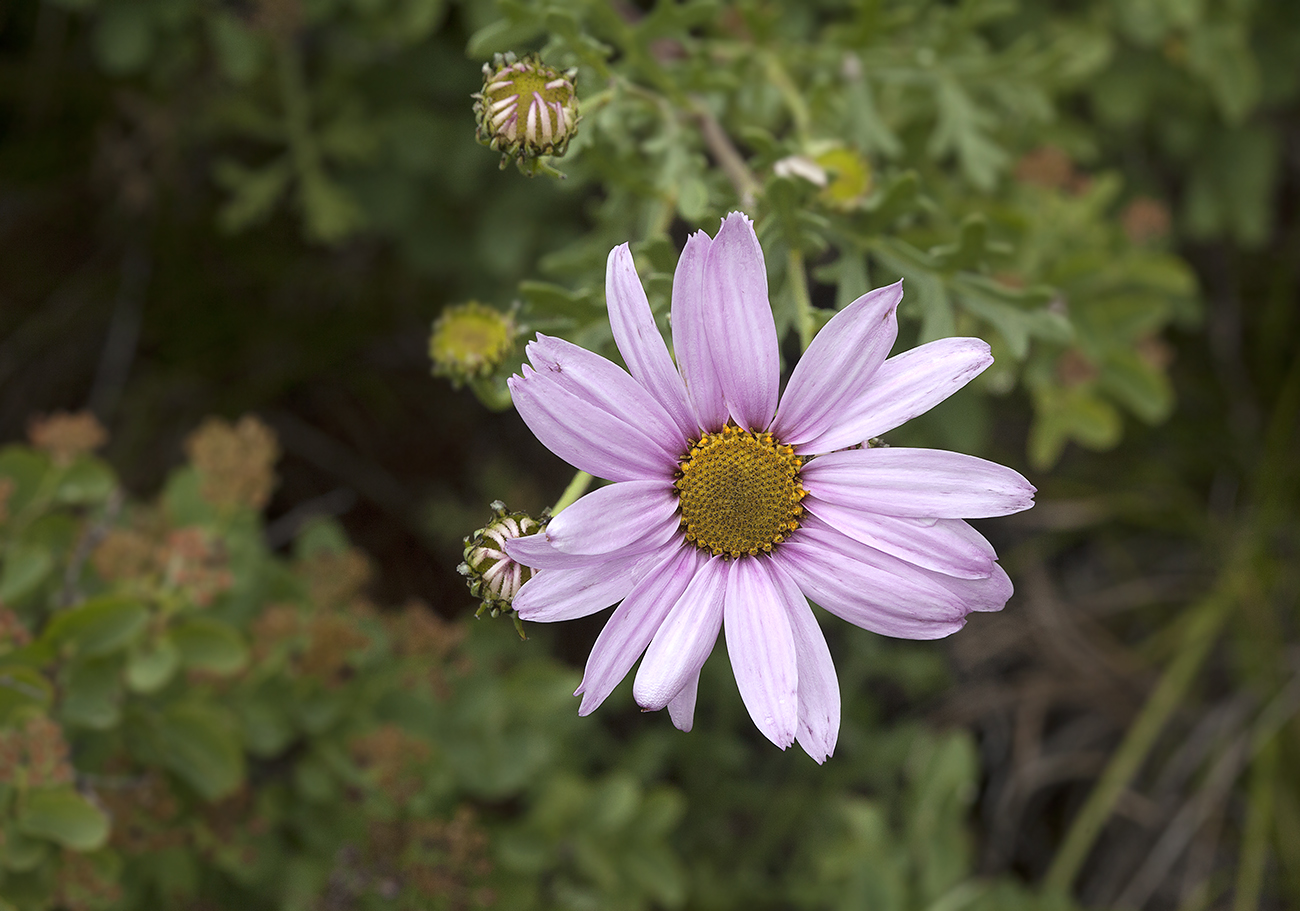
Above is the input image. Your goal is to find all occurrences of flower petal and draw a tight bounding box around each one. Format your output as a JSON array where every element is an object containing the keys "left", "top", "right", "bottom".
[
  {"left": 801, "top": 337, "right": 993, "bottom": 452},
  {"left": 701, "top": 213, "right": 780, "bottom": 431},
  {"left": 671, "top": 229, "right": 727, "bottom": 432},
  {"left": 724, "top": 558, "right": 798, "bottom": 749},
  {"left": 801, "top": 497, "right": 996, "bottom": 579},
  {"left": 606, "top": 244, "right": 698, "bottom": 439},
  {"left": 575, "top": 545, "right": 705, "bottom": 716},
  {"left": 668, "top": 671, "right": 700, "bottom": 732},
  {"left": 505, "top": 533, "right": 615, "bottom": 570},
  {"left": 545, "top": 479, "right": 681, "bottom": 555},
  {"left": 513, "top": 548, "right": 656, "bottom": 622},
  {"left": 778, "top": 516, "right": 969, "bottom": 639},
  {"left": 527, "top": 334, "right": 686, "bottom": 455},
  {"left": 801, "top": 447, "right": 1036, "bottom": 519},
  {"left": 508, "top": 366, "right": 675, "bottom": 482},
  {"left": 633, "top": 554, "right": 727, "bottom": 711},
  {"left": 768, "top": 560, "right": 839, "bottom": 764},
  {"left": 927, "top": 561, "right": 1013, "bottom": 613},
  {"left": 772, "top": 282, "right": 902, "bottom": 447}
]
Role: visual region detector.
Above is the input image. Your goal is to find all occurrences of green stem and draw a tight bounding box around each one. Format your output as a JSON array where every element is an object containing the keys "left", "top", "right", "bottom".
[
  {"left": 763, "top": 52, "right": 812, "bottom": 143},
  {"left": 277, "top": 38, "right": 320, "bottom": 182},
  {"left": 551, "top": 471, "right": 593, "bottom": 514},
  {"left": 1044, "top": 577, "right": 1237, "bottom": 896},
  {"left": 788, "top": 248, "right": 815, "bottom": 351},
  {"left": 1234, "top": 738, "right": 1278, "bottom": 911}
]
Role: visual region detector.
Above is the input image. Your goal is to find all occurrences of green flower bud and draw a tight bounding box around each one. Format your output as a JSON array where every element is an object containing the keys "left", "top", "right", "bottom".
[
  {"left": 473, "top": 52, "right": 580, "bottom": 173},
  {"left": 458, "top": 501, "right": 545, "bottom": 639},
  {"left": 429, "top": 301, "right": 516, "bottom": 388}
]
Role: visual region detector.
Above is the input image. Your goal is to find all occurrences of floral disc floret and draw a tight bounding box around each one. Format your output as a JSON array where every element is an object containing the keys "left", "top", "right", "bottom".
[{"left": 676, "top": 425, "right": 806, "bottom": 558}]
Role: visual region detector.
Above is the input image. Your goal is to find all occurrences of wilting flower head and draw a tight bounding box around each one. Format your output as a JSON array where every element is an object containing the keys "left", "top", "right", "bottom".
[
  {"left": 473, "top": 52, "right": 579, "bottom": 169},
  {"left": 505, "top": 213, "right": 1035, "bottom": 762}
]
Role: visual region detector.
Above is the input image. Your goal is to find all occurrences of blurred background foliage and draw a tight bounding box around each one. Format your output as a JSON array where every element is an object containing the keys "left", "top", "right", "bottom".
[{"left": 0, "top": 0, "right": 1297, "bottom": 909}]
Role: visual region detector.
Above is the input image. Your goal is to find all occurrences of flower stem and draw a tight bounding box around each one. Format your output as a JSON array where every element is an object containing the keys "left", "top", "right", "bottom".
[
  {"left": 788, "top": 248, "right": 815, "bottom": 351},
  {"left": 1044, "top": 573, "right": 1237, "bottom": 896},
  {"left": 552, "top": 471, "right": 593, "bottom": 514}
]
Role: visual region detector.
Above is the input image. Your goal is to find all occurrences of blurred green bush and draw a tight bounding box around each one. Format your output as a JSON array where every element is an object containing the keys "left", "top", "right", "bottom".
[{"left": 0, "top": 414, "right": 1083, "bottom": 910}]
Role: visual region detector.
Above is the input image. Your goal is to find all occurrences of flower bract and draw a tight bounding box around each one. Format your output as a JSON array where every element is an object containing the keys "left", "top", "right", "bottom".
[{"left": 504, "top": 213, "right": 1035, "bottom": 762}]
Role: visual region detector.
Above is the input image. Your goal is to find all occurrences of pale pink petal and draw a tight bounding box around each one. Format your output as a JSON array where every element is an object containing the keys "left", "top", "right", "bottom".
[
  {"left": 506, "top": 533, "right": 630, "bottom": 570},
  {"left": 544, "top": 479, "right": 681, "bottom": 555},
  {"left": 671, "top": 230, "right": 727, "bottom": 432},
  {"left": 724, "top": 558, "right": 798, "bottom": 749},
  {"left": 605, "top": 244, "right": 698, "bottom": 439},
  {"left": 768, "top": 560, "right": 839, "bottom": 763},
  {"left": 927, "top": 561, "right": 1013, "bottom": 613},
  {"left": 526, "top": 334, "right": 686, "bottom": 455},
  {"left": 667, "top": 671, "right": 699, "bottom": 732},
  {"left": 575, "top": 546, "right": 705, "bottom": 716},
  {"left": 513, "top": 548, "right": 656, "bottom": 622},
  {"left": 777, "top": 516, "right": 968, "bottom": 639},
  {"left": 801, "top": 499, "right": 996, "bottom": 579},
  {"left": 772, "top": 282, "right": 902, "bottom": 447},
  {"left": 701, "top": 213, "right": 780, "bottom": 431},
  {"left": 508, "top": 367, "right": 676, "bottom": 482},
  {"left": 801, "top": 337, "right": 993, "bottom": 452},
  {"left": 801, "top": 448, "right": 1036, "bottom": 519},
  {"left": 633, "top": 554, "right": 727, "bottom": 711}
]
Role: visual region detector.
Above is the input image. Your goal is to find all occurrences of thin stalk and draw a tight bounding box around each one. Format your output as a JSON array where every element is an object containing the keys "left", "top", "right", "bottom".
[
  {"left": 788, "top": 248, "right": 815, "bottom": 352},
  {"left": 1044, "top": 578, "right": 1237, "bottom": 896},
  {"left": 277, "top": 39, "right": 320, "bottom": 183},
  {"left": 763, "top": 52, "right": 812, "bottom": 143},
  {"left": 552, "top": 471, "right": 593, "bottom": 514},
  {"left": 1233, "top": 738, "right": 1278, "bottom": 911}
]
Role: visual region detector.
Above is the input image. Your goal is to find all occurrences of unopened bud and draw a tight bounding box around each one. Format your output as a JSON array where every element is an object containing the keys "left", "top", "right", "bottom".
[
  {"left": 458, "top": 501, "right": 544, "bottom": 638},
  {"left": 473, "top": 52, "right": 580, "bottom": 172}
]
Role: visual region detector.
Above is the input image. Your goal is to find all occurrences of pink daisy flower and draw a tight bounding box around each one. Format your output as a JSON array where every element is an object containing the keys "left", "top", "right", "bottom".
[{"left": 505, "top": 213, "right": 1035, "bottom": 763}]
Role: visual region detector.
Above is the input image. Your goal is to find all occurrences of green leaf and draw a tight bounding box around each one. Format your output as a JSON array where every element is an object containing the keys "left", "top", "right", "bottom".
[
  {"left": 17, "top": 787, "right": 110, "bottom": 851},
  {"left": 237, "top": 694, "right": 295, "bottom": 758},
  {"left": 0, "top": 545, "right": 54, "bottom": 604},
  {"left": 156, "top": 703, "right": 245, "bottom": 800},
  {"left": 300, "top": 171, "right": 366, "bottom": 244},
  {"left": 92, "top": 1, "right": 154, "bottom": 74},
  {"left": 61, "top": 656, "right": 122, "bottom": 729},
  {"left": 465, "top": 16, "right": 545, "bottom": 58},
  {"left": 0, "top": 446, "right": 49, "bottom": 515},
  {"left": 0, "top": 828, "right": 49, "bottom": 872},
  {"left": 208, "top": 11, "right": 265, "bottom": 85},
  {"left": 53, "top": 457, "right": 115, "bottom": 505},
  {"left": 0, "top": 666, "right": 54, "bottom": 722},
  {"left": 1099, "top": 350, "right": 1174, "bottom": 424},
  {"left": 1187, "top": 21, "right": 1260, "bottom": 123},
  {"left": 171, "top": 617, "right": 248, "bottom": 676},
  {"left": 215, "top": 158, "right": 293, "bottom": 234},
  {"left": 41, "top": 596, "right": 148, "bottom": 657},
  {"left": 1029, "top": 387, "right": 1122, "bottom": 468},
  {"left": 126, "top": 637, "right": 180, "bottom": 693}
]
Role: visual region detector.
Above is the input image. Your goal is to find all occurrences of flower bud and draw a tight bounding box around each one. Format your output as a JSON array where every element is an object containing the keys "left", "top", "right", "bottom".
[
  {"left": 458, "top": 501, "right": 544, "bottom": 638},
  {"left": 429, "top": 301, "right": 516, "bottom": 387},
  {"left": 473, "top": 52, "right": 580, "bottom": 171}
]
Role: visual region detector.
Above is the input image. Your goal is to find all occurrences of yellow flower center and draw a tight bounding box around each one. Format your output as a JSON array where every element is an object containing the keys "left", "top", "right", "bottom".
[{"left": 676, "top": 425, "right": 806, "bottom": 559}]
